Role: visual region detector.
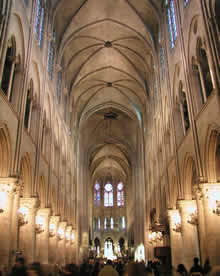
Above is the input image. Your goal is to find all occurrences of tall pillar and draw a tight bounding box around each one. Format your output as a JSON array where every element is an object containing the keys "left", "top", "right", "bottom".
[
  {"left": 199, "top": 184, "right": 220, "bottom": 266},
  {"left": 19, "top": 197, "right": 39, "bottom": 264},
  {"left": 35, "top": 208, "right": 51, "bottom": 264},
  {"left": 178, "top": 200, "right": 200, "bottom": 271},
  {"left": 0, "top": 177, "right": 19, "bottom": 269},
  {"left": 167, "top": 209, "right": 183, "bottom": 269},
  {"left": 57, "top": 221, "right": 67, "bottom": 265},
  {"left": 48, "top": 216, "right": 60, "bottom": 264}
]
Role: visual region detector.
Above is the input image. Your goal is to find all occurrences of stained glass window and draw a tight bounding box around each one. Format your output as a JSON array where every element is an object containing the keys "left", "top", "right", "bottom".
[
  {"left": 48, "top": 41, "right": 54, "bottom": 79},
  {"left": 184, "top": 0, "right": 190, "bottom": 7},
  {"left": 104, "top": 183, "right": 113, "bottom": 207},
  {"left": 122, "top": 216, "right": 126, "bottom": 229},
  {"left": 167, "top": 0, "right": 178, "bottom": 49},
  {"left": 94, "top": 182, "right": 100, "bottom": 206},
  {"left": 104, "top": 217, "right": 107, "bottom": 229},
  {"left": 110, "top": 217, "right": 114, "bottom": 229},
  {"left": 35, "top": 0, "right": 45, "bottom": 47},
  {"left": 117, "top": 182, "right": 124, "bottom": 206},
  {"left": 98, "top": 217, "right": 100, "bottom": 230}
]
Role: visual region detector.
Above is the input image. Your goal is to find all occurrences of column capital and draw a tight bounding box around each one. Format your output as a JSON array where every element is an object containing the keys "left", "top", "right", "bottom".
[
  {"left": 20, "top": 197, "right": 40, "bottom": 209},
  {"left": 198, "top": 183, "right": 220, "bottom": 200},
  {"left": 50, "top": 215, "right": 60, "bottom": 225},
  {"left": 36, "top": 208, "right": 51, "bottom": 217},
  {"left": 178, "top": 199, "right": 197, "bottom": 209}
]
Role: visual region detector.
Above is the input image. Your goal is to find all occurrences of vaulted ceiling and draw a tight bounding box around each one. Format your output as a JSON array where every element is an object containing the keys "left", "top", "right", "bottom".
[{"left": 53, "top": 0, "right": 161, "bottom": 182}]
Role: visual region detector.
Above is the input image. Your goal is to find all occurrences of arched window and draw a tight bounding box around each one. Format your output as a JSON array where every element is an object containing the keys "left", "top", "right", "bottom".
[
  {"left": 104, "top": 183, "right": 113, "bottom": 207},
  {"left": 94, "top": 182, "right": 100, "bottom": 206},
  {"left": 35, "top": 0, "right": 45, "bottom": 47},
  {"left": 1, "top": 42, "right": 16, "bottom": 99},
  {"left": 98, "top": 217, "right": 100, "bottom": 230},
  {"left": 48, "top": 28, "right": 55, "bottom": 80},
  {"left": 56, "top": 71, "right": 62, "bottom": 104},
  {"left": 93, "top": 217, "right": 97, "bottom": 231},
  {"left": 184, "top": 0, "right": 190, "bottom": 7},
  {"left": 117, "top": 182, "right": 124, "bottom": 206},
  {"left": 110, "top": 217, "right": 114, "bottom": 229},
  {"left": 166, "top": 0, "right": 178, "bottom": 49},
  {"left": 24, "top": 81, "right": 33, "bottom": 129},
  {"left": 104, "top": 217, "right": 107, "bottom": 230},
  {"left": 122, "top": 216, "right": 126, "bottom": 229}
]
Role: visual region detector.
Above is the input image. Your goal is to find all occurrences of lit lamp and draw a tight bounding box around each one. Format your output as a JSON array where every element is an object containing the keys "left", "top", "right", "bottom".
[
  {"left": 57, "top": 228, "right": 65, "bottom": 240},
  {"left": 156, "top": 231, "right": 163, "bottom": 241},
  {"left": 213, "top": 200, "right": 220, "bottom": 216},
  {"left": 172, "top": 213, "right": 182, "bottom": 232},
  {"left": 66, "top": 230, "right": 71, "bottom": 242},
  {"left": 35, "top": 216, "right": 45, "bottom": 234},
  {"left": 71, "top": 232, "right": 75, "bottom": 244},
  {"left": 18, "top": 207, "right": 29, "bottom": 226},
  {"left": 187, "top": 207, "right": 198, "bottom": 225},
  {"left": 49, "top": 223, "right": 56, "bottom": 237}
]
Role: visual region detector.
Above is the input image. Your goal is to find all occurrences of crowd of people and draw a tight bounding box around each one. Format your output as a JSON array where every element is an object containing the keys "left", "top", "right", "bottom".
[{"left": 1, "top": 256, "right": 220, "bottom": 276}]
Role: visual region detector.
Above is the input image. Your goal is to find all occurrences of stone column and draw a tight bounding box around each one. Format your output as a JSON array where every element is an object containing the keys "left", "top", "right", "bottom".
[
  {"left": 178, "top": 200, "right": 200, "bottom": 271},
  {"left": 10, "top": 190, "right": 20, "bottom": 266},
  {"left": 0, "top": 177, "right": 19, "bottom": 269},
  {"left": 57, "top": 221, "right": 67, "bottom": 265},
  {"left": 35, "top": 208, "right": 51, "bottom": 264},
  {"left": 199, "top": 184, "right": 220, "bottom": 266},
  {"left": 19, "top": 197, "right": 39, "bottom": 264},
  {"left": 48, "top": 216, "right": 60, "bottom": 264},
  {"left": 167, "top": 209, "right": 183, "bottom": 269}
]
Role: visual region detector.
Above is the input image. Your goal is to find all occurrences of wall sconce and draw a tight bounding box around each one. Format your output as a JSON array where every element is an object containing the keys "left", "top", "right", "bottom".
[
  {"left": 66, "top": 231, "right": 71, "bottom": 241},
  {"left": 172, "top": 213, "right": 182, "bottom": 232},
  {"left": 35, "top": 216, "right": 45, "bottom": 234},
  {"left": 49, "top": 223, "right": 56, "bottom": 238},
  {"left": 156, "top": 231, "right": 163, "bottom": 241},
  {"left": 213, "top": 200, "right": 220, "bottom": 216},
  {"left": 71, "top": 232, "right": 75, "bottom": 244},
  {"left": 18, "top": 207, "right": 29, "bottom": 226},
  {"left": 187, "top": 210, "right": 198, "bottom": 225},
  {"left": 57, "top": 228, "right": 65, "bottom": 240}
]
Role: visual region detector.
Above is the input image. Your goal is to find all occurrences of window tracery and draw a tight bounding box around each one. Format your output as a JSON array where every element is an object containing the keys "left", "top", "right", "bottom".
[
  {"left": 94, "top": 182, "right": 100, "bottom": 206},
  {"left": 35, "top": 0, "right": 45, "bottom": 47},
  {"left": 184, "top": 0, "right": 190, "bottom": 7},
  {"left": 117, "top": 182, "right": 124, "bottom": 206},
  {"left": 166, "top": 0, "right": 178, "bottom": 49},
  {"left": 104, "top": 183, "right": 113, "bottom": 207},
  {"left": 48, "top": 29, "right": 55, "bottom": 80}
]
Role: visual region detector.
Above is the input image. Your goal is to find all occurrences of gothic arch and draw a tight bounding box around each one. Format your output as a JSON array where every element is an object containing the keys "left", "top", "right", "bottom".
[
  {"left": 38, "top": 175, "right": 47, "bottom": 208},
  {"left": 205, "top": 125, "right": 220, "bottom": 182},
  {"left": 0, "top": 123, "right": 11, "bottom": 177},
  {"left": 20, "top": 153, "right": 32, "bottom": 197},
  {"left": 182, "top": 154, "right": 197, "bottom": 200}
]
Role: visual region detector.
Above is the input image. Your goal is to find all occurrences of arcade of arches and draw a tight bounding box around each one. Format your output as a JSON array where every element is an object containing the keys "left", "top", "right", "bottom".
[{"left": 0, "top": 0, "right": 220, "bottom": 272}]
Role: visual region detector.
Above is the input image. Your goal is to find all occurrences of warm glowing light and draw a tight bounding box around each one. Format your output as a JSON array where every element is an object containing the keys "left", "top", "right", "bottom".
[
  {"left": 35, "top": 216, "right": 45, "bottom": 234},
  {"left": 172, "top": 212, "right": 182, "bottom": 232},
  {"left": 66, "top": 231, "right": 71, "bottom": 241},
  {"left": 71, "top": 232, "right": 75, "bottom": 243},
  {"left": 18, "top": 207, "right": 29, "bottom": 226},
  {"left": 135, "top": 244, "right": 145, "bottom": 262},
  {"left": 49, "top": 223, "right": 56, "bottom": 237},
  {"left": 57, "top": 228, "right": 65, "bottom": 240},
  {"left": 187, "top": 206, "right": 198, "bottom": 225},
  {"left": 0, "top": 191, "right": 7, "bottom": 212}
]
